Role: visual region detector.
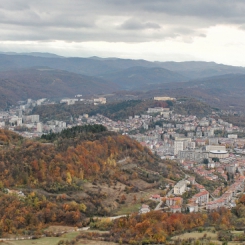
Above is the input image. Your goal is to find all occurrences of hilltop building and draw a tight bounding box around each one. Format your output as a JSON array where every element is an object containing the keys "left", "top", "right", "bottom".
[
  {"left": 94, "top": 97, "right": 106, "bottom": 105},
  {"left": 154, "top": 97, "right": 176, "bottom": 101}
]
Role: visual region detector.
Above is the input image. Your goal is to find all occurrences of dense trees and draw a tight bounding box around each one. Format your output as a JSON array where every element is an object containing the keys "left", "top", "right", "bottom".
[
  {"left": 41, "top": 124, "right": 107, "bottom": 141},
  {"left": 108, "top": 207, "right": 236, "bottom": 244},
  {"left": 33, "top": 99, "right": 169, "bottom": 122},
  {"left": 104, "top": 195, "right": 245, "bottom": 244},
  {"left": 0, "top": 129, "right": 23, "bottom": 145},
  {"left": 173, "top": 98, "right": 213, "bottom": 117},
  {"left": 0, "top": 127, "right": 157, "bottom": 235},
  {"left": 0, "top": 191, "right": 87, "bottom": 235},
  {"left": 110, "top": 211, "right": 207, "bottom": 244},
  {"left": 0, "top": 128, "right": 153, "bottom": 191}
]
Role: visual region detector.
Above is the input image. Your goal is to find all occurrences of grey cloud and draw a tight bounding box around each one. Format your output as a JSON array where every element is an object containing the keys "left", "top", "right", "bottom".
[
  {"left": 120, "top": 19, "right": 161, "bottom": 30},
  {"left": 0, "top": 1, "right": 30, "bottom": 11},
  {"left": 0, "top": 0, "right": 245, "bottom": 43}
]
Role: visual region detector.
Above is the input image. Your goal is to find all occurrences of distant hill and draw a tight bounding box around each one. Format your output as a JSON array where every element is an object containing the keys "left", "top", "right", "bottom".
[
  {"left": 0, "top": 53, "right": 245, "bottom": 110},
  {"left": 0, "top": 52, "right": 63, "bottom": 58},
  {"left": 0, "top": 53, "right": 245, "bottom": 80},
  {"left": 173, "top": 98, "right": 214, "bottom": 117},
  {"left": 139, "top": 73, "right": 245, "bottom": 111},
  {"left": 100, "top": 66, "right": 187, "bottom": 90},
  {"left": 0, "top": 68, "right": 118, "bottom": 108},
  {"left": 0, "top": 54, "right": 116, "bottom": 76},
  {"left": 158, "top": 61, "right": 245, "bottom": 79}
]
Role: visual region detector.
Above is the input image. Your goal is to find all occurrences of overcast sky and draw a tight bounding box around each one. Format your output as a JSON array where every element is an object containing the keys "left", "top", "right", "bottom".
[{"left": 1, "top": 0, "right": 245, "bottom": 66}]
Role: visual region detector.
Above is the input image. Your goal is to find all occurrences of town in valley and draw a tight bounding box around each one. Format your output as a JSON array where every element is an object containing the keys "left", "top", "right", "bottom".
[{"left": 3, "top": 94, "right": 245, "bottom": 217}]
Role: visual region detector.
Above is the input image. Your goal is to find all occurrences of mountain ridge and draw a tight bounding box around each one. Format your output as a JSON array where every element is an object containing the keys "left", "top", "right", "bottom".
[
  {"left": 0, "top": 53, "right": 245, "bottom": 79},
  {"left": 100, "top": 66, "right": 188, "bottom": 89},
  {"left": 0, "top": 68, "right": 119, "bottom": 108}
]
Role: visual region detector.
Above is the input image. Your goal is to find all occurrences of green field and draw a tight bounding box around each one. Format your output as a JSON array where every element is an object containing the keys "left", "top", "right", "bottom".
[
  {"left": 172, "top": 231, "right": 217, "bottom": 241},
  {"left": 0, "top": 230, "right": 120, "bottom": 245},
  {"left": 76, "top": 240, "right": 118, "bottom": 245},
  {"left": 0, "top": 231, "right": 79, "bottom": 245},
  {"left": 172, "top": 231, "right": 244, "bottom": 245},
  {"left": 115, "top": 203, "right": 141, "bottom": 215}
]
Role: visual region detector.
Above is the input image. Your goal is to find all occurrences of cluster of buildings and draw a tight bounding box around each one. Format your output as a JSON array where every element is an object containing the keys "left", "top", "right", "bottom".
[
  {"left": 206, "top": 177, "right": 244, "bottom": 210},
  {"left": 0, "top": 98, "right": 68, "bottom": 138},
  {"left": 0, "top": 95, "right": 107, "bottom": 138},
  {"left": 118, "top": 99, "right": 245, "bottom": 213},
  {"left": 0, "top": 98, "right": 50, "bottom": 137},
  {"left": 60, "top": 96, "right": 106, "bottom": 105},
  {"left": 149, "top": 172, "right": 245, "bottom": 213},
  {"left": 170, "top": 178, "right": 209, "bottom": 213}
]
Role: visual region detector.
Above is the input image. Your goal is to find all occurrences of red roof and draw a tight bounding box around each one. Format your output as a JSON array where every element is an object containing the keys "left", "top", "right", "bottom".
[
  {"left": 193, "top": 191, "right": 209, "bottom": 198},
  {"left": 170, "top": 205, "right": 181, "bottom": 209},
  {"left": 152, "top": 195, "right": 161, "bottom": 198}
]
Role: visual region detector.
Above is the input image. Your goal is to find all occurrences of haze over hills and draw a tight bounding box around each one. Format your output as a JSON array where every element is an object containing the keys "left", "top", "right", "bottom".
[
  {"left": 155, "top": 61, "right": 245, "bottom": 79},
  {"left": 1, "top": 52, "right": 245, "bottom": 79},
  {"left": 0, "top": 52, "right": 63, "bottom": 58},
  {"left": 139, "top": 73, "right": 245, "bottom": 111},
  {"left": 100, "top": 66, "right": 187, "bottom": 90},
  {"left": 0, "top": 68, "right": 118, "bottom": 108},
  {"left": 0, "top": 52, "right": 245, "bottom": 111}
]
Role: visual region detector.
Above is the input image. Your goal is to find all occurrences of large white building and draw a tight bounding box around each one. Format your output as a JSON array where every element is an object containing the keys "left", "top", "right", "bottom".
[
  {"left": 94, "top": 97, "right": 106, "bottom": 105},
  {"left": 228, "top": 134, "right": 238, "bottom": 139},
  {"left": 174, "top": 141, "right": 184, "bottom": 155},
  {"left": 190, "top": 190, "right": 209, "bottom": 206},
  {"left": 36, "top": 98, "right": 46, "bottom": 106},
  {"left": 147, "top": 107, "right": 168, "bottom": 114},
  {"left": 23, "top": 115, "right": 39, "bottom": 123},
  {"left": 205, "top": 145, "right": 226, "bottom": 152},
  {"left": 178, "top": 150, "right": 209, "bottom": 162},
  {"left": 209, "top": 150, "right": 229, "bottom": 159},
  {"left": 154, "top": 96, "right": 176, "bottom": 101},
  {"left": 36, "top": 122, "right": 43, "bottom": 133},
  {"left": 174, "top": 180, "right": 187, "bottom": 195},
  {"left": 60, "top": 98, "right": 78, "bottom": 105},
  {"left": 17, "top": 118, "right": 22, "bottom": 126}
]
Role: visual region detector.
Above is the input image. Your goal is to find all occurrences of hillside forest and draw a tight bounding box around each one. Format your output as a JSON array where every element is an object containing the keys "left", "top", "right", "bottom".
[
  {"left": 0, "top": 125, "right": 179, "bottom": 236},
  {"left": 0, "top": 125, "right": 244, "bottom": 244}
]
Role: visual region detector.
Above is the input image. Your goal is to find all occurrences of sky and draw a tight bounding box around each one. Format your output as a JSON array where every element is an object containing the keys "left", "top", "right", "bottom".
[{"left": 1, "top": 0, "right": 245, "bottom": 66}]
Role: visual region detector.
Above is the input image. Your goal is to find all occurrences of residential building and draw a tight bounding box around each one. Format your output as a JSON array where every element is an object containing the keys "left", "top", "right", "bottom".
[
  {"left": 170, "top": 205, "right": 181, "bottom": 213},
  {"left": 174, "top": 180, "right": 187, "bottom": 195},
  {"left": 174, "top": 141, "right": 184, "bottom": 155},
  {"left": 165, "top": 197, "right": 183, "bottom": 206},
  {"left": 139, "top": 204, "right": 150, "bottom": 214},
  {"left": 190, "top": 190, "right": 209, "bottom": 206}
]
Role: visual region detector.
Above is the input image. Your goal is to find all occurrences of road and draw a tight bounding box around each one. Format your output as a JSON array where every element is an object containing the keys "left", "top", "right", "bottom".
[
  {"left": 108, "top": 215, "right": 127, "bottom": 221},
  {"left": 154, "top": 200, "right": 163, "bottom": 211}
]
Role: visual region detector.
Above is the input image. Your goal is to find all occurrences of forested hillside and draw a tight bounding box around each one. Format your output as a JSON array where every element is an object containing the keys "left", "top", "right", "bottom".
[
  {"left": 0, "top": 126, "right": 168, "bottom": 235},
  {"left": 32, "top": 99, "right": 170, "bottom": 122},
  {"left": 0, "top": 125, "right": 154, "bottom": 191},
  {"left": 173, "top": 98, "right": 215, "bottom": 117},
  {"left": 0, "top": 125, "right": 187, "bottom": 236}
]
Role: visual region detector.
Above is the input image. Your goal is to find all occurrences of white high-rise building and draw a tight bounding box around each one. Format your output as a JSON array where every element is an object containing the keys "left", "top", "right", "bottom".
[
  {"left": 37, "top": 122, "right": 43, "bottom": 133},
  {"left": 17, "top": 118, "right": 22, "bottom": 126},
  {"left": 23, "top": 115, "right": 39, "bottom": 123},
  {"left": 174, "top": 141, "right": 184, "bottom": 155}
]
